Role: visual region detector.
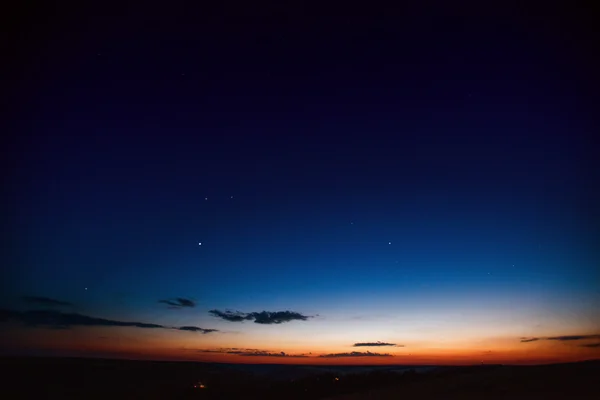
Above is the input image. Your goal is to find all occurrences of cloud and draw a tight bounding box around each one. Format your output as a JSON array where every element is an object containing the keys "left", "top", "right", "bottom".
[
  {"left": 238, "top": 350, "right": 309, "bottom": 357},
  {"left": 581, "top": 343, "right": 600, "bottom": 348},
  {"left": 208, "top": 310, "right": 253, "bottom": 322},
  {"left": 520, "top": 337, "right": 540, "bottom": 343},
  {"left": 0, "top": 309, "right": 163, "bottom": 329},
  {"left": 22, "top": 296, "right": 72, "bottom": 307},
  {"left": 209, "top": 309, "right": 310, "bottom": 324},
  {"left": 319, "top": 351, "right": 393, "bottom": 358},
  {"left": 353, "top": 341, "right": 400, "bottom": 347},
  {"left": 0, "top": 309, "right": 218, "bottom": 333},
  {"left": 197, "top": 348, "right": 309, "bottom": 357},
  {"left": 521, "top": 334, "right": 600, "bottom": 343},
  {"left": 252, "top": 311, "right": 310, "bottom": 324},
  {"left": 178, "top": 326, "right": 219, "bottom": 334},
  {"left": 159, "top": 298, "right": 195, "bottom": 308},
  {"left": 546, "top": 334, "right": 600, "bottom": 341}
]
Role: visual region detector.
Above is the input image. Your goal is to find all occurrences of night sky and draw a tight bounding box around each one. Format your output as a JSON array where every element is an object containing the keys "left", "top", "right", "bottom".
[{"left": 2, "top": 3, "right": 599, "bottom": 364}]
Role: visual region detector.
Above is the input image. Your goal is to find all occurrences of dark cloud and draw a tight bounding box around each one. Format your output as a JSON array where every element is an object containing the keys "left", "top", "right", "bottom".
[
  {"left": 0, "top": 309, "right": 163, "bottom": 329},
  {"left": 208, "top": 310, "right": 253, "bottom": 322},
  {"left": 0, "top": 309, "right": 218, "bottom": 333},
  {"left": 520, "top": 337, "right": 540, "bottom": 343},
  {"left": 353, "top": 341, "right": 399, "bottom": 347},
  {"left": 521, "top": 334, "right": 600, "bottom": 343},
  {"left": 159, "top": 298, "right": 195, "bottom": 308},
  {"left": 197, "top": 348, "right": 308, "bottom": 357},
  {"left": 546, "top": 334, "right": 600, "bottom": 341},
  {"left": 252, "top": 311, "right": 310, "bottom": 324},
  {"left": 238, "top": 350, "right": 309, "bottom": 358},
  {"left": 22, "top": 296, "right": 72, "bottom": 307},
  {"left": 580, "top": 343, "right": 600, "bottom": 348},
  {"left": 198, "top": 348, "right": 248, "bottom": 354},
  {"left": 319, "top": 351, "right": 393, "bottom": 358},
  {"left": 209, "top": 309, "right": 310, "bottom": 324},
  {"left": 178, "top": 326, "right": 219, "bottom": 334}
]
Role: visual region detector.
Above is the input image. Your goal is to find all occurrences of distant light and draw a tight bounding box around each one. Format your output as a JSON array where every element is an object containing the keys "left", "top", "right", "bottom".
[
  {"left": 198, "top": 242, "right": 202, "bottom": 246},
  {"left": 335, "top": 377, "right": 339, "bottom": 381},
  {"left": 231, "top": 196, "right": 234, "bottom": 199},
  {"left": 388, "top": 242, "right": 391, "bottom": 245}
]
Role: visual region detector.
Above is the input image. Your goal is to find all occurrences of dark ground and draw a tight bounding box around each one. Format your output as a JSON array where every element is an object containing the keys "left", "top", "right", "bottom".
[
  {"left": 1, "top": 357, "right": 598, "bottom": 399},
  {"left": 325, "top": 360, "right": 600, "bottom": 400}
]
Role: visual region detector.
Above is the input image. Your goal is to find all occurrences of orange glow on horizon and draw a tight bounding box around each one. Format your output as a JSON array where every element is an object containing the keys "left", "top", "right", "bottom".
[{"left": 3, "top": 324, "right": 598, "bottom": 366}]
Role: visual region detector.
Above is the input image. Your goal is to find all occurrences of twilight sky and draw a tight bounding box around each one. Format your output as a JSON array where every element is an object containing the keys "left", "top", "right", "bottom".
[{"left": 2, "top": 3, "right": 599, "bottom": 365}]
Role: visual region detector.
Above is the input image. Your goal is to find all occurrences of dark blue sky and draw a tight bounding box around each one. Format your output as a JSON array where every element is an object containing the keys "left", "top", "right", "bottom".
[{"left": 3, "top": 3, "right": 598, "bottom": 362}]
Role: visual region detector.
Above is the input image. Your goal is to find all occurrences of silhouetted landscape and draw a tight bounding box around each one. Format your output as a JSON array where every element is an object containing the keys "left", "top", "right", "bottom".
[{"left": 3, "top": 357, "right": 599, "bottom": 399}]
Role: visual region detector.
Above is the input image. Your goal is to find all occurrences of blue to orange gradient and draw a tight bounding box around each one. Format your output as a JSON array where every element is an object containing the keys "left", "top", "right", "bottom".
[{"left": 2, "top": 12, "right": 598, "bottom": 365}]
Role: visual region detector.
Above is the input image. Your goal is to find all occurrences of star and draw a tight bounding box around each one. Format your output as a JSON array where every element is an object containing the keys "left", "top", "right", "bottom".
[
  {"left": 205, "top": 197, "right": 208, "bottom": 200},
  {"left": 230, "top": 196, "right": 234, "bottom": 199},
  {"left": 84, "top": 287, "right": 88, "bottom": 290},
  {"left": 198, "top": 242, "right": 202, "bottom": 246},
  {"left": 388, "top": 242, "right": 391, "bottom": 245}
]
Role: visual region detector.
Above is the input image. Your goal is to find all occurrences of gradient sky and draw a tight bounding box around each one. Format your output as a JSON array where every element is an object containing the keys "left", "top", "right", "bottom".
[{"left": 2, "top": 3, "right": 598, "bottom": 365}]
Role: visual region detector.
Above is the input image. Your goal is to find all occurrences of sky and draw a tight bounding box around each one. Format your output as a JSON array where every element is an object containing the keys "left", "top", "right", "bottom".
[{"left": 2, "top": 3, "right": 599, "bottom": 365}]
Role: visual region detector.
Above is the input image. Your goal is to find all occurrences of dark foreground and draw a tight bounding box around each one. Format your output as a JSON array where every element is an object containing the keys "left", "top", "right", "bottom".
[{"left": 2, "top": 357, "right": 599, "bottom": 399}]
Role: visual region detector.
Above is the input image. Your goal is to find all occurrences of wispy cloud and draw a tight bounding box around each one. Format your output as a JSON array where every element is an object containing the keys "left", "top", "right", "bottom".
[
  {"left": 580, "top": 343, "right": 600, "bottom": 348},
  {"left": 238, "top": 350, "right": 309, "bottom": 358},
  {"left": 22, "top": 296, "right": 72, "bottom": 307},
  {"left": 209, "top": 310, "right": 253, "bottom": 322},
  {"left": 546, "top": 334, "right": 600, "bottom": 341},
  {"left": 159, "top": 298, "right": 196, "bottom": 308},
  {"left": 178, "top": 326, "right": 219, "bottom": 334},
  {"left": 521, "top": 334, "right": 600, "bottom": 343},
  {"left": 197, "top": 348, "right": 309, "bottom": 357},
  {"left": 520, "top": 337, "right": 540, "bottom": 343},
  {"left": 319, "top": 351, "right": 393, "bottom": 358},
  {"left": 353, "top": 341, "right": 400, "bottom": 347},
  {"left": 0, "top": 309, "right": 218, "bottom": 333},
  {"left": 209, "top": 309, "right": 311, "bottom": 324}
]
